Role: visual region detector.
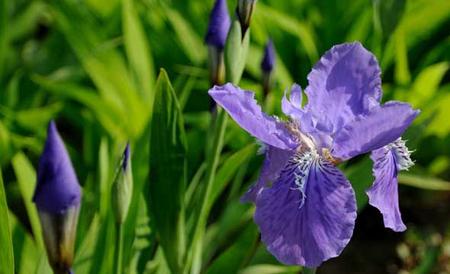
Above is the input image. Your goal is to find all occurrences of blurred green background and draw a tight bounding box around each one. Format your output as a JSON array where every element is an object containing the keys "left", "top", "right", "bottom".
[{"left": 0, "top": 0, "right": 449, "bottom": 273}]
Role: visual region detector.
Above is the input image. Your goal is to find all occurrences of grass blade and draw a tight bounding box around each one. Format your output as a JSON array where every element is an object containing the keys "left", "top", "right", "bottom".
[{"left": 0, "top": 169, "right": 14, "bottom": 274}]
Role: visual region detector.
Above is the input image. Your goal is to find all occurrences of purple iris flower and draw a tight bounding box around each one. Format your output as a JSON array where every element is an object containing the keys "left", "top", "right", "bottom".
[
  {"left": 208, "top": 42, "right": 419, "bottom": 267},
  {"left": 261, "top": 39, "right": 275, "bottom": 73},
  {"left": 33, "top": 121, "right": 81, "bottom": 213},
  {"left": 205, "top": 0, "right": 231, "bottom": 49}
]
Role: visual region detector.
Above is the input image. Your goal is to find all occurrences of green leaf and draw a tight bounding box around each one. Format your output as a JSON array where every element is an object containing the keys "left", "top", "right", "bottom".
[
  {"left": 408, "top": 62, "right": 448, "bottom": 107},
  {"left": 394, "top": 30, "right": 411, "bottom": 85},
  {"left": 344, "top": 157, "right": 373, "bottom": 210},
  {"left": 11, "top": 152, "right": 44, "bottom": 250},
  {"left": 0, "top": 0, "right": 8, "bottom": 80},
  {"left": 398, "top": 174, "right": 450, "bottom": 191},
  {"left": 205, "top": 224, "right": 259, "bottom": 274},
  {"left": 148, "top": 69, "right": 187, "bottom": 273},
  {"left": 0, "top": 169, "right": 14, "bottom": 274},
  {"left": 256, "top": 3, "right": 318, "bottom": 64},
  {"left": 208, "top": 144, "right": 257, "bottom": 210},
  {"left": 165, "top": 8, "right": 206, "bottom": 65},
  {"left": 373, "top": 0, "right": 406, "bottom": 40},
  {"left": 122, "top": 0, "right": 155, "bottom": 98},
  {"left": 239, "top": 265, "right": 301, "bottom": 274}
]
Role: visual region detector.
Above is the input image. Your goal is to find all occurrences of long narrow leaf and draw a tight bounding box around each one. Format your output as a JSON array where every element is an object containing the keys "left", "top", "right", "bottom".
[
  {"left": 148, "top": 69, "right": 187, "bottom": 273},
  {"left": 0, "top": 169, "right": 14, "bottom": 274}
]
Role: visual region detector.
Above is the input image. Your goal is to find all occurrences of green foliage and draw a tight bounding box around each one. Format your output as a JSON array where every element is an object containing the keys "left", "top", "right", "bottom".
[
  {"left": 0, "top": 169, "right": 14, "bottom": 274},
  {"left": 0, "top": 0, "right": 449, "bottom": 273},
  {"left": 148, "top": 70, "right": 187, "bottom": 274}
]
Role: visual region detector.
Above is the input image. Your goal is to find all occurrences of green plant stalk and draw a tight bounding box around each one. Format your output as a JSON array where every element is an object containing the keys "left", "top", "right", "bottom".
[
  {"left": 114, "top": 223, "right": 124, "bottom": 274},
  {"left": 188, "top": 109, "right": 228, "bottom": 274},
  {"left": 303, "top": 267, "right": 317, "bottom": 274},
  {"left": 187, "top": 14, "right": 250, "bottom": 274}
]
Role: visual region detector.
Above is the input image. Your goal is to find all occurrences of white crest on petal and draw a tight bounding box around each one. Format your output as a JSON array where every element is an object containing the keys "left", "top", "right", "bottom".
[
  {"left": 286, "top": 150, "right": 319, "bottom": 208},
  {"left": 387, "top": 138, "right": 414, "bottom": 171}
]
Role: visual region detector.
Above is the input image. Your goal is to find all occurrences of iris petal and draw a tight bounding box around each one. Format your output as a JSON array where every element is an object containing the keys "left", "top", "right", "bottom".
[
  {"left": 209, "top": 84, "right": 297, "bottom": 150},
  {"left": 305, "top": 42, "right": 382, "bottom": 134},
  {"left": 367, "top": 139, "right": 413, "bottom": 232},
  {"left": 241, "top": 145, "right": 293, "bottom": 203},
  {"left": 254, "top": 153, "right": 357, "bottom": 267},
  {"left": 332, "top": 101, "right": 419, "bottom": 160}
]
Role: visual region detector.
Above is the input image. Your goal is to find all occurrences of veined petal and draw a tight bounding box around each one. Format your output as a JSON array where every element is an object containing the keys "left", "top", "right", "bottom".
[
  {"left": 241, "top": 146, "right": 294, "bottom": 203},
  {"left": 282, "top": 84, "right": 303, "bottom": 118},
  {"left": 209, "top": 84, "right": 297, "bottom": 149},
  {"left": 254, "top": 153, "right": 357, "bottom": 267},
  {"left": 367, "top": 139, "right": 413, "bottom": 232},
  {"left": 305, "top": 42, "right": 382, "bottom": 133},
  {"left": 33, "top": 122, "right": 81, "bottom": 213},
  {"left": 332, "top": 101, "right": 419, "bottom": 160}
]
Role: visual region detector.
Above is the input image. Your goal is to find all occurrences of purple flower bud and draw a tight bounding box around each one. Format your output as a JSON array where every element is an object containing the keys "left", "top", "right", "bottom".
[
  {"left": 33, "top": 121, "right": 81, "bottom": 274},
  {"left": 261, "top": 40, "right": 275, "bottom": 73},
  {"left": 33, "top": 121, "right": 81, "bottom": 213},
  {"left": 205, "top": 0, "right": 231, "bottom": 49}
]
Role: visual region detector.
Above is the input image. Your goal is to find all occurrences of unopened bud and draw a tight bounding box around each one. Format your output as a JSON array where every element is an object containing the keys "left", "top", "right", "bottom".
[
  {"left": 112, "top": 143, "right": 133, "bottom": 224},
  {"left": 261, "top": 39, "right": 276, "bottom": 96},
  {"left": 237, "top": 0, "right": 257, "bottom": 37},
  {"left": 33, "top": 121, "right": 81, "bottom": 274}
]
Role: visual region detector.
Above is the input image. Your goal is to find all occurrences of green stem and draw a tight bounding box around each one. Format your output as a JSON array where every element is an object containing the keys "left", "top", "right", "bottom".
[
  {"left": 187, "top": 109, "right": 228, "bottom": 274},
  {"left": 114, "top": 223, "right": 124, "bottom": 274},
  {"left": 303, "top": 267, "right": 317, "bottom": 274}
]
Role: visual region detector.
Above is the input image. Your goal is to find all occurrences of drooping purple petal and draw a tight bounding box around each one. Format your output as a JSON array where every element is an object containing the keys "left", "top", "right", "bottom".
[
  {"left": 367, "top": 139, "right": 413, "bottom": 232},
  {"left": 209, "top": 84, "right": 297, "bottom": 150},
  {"left": 33, "top": 121, "right": 81, "bottom": 213},
  {"left": 205, "top": 0, "right": 231, "bottom": 49},
  {"left": 261, "top": 39, "right": 276, "bottom": 73},
  {"left": 241, "top": 145, "right": 294, "bottom": 203},
  {"left": 332, "top": 101, "right": 419, "bottom": 160},
  {"left": 305, "top": 42, "right": 382, "bottom": 134},
  {"left": 254, "top": 153, "right": 357, "bottom": 267}
]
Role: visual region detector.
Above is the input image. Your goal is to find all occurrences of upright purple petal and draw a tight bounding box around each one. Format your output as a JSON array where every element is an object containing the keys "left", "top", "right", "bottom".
[
  {"left": 281, "top": 84, "right": 303, "bottom": 120},
  {"left": 209, "top": 84, "right": 297, "bottom": 150},
  {"left": 367, "top": 139, "right": 413, "bottom": 232},
  {"left": 205, "top": 0, "right": 231, "bottom": 49},
  {"left": 33, "top": 121, "right": 81, "bottom": 213},
  {"left": 241, "top": 146, "right": 294, "bottom": 203},
  {"left": 261, "top": 39, "right": 276, "bottom": 73},
  {"left": 332, "top": 101, "right": 419, "bottom": 160},
  {"left": 305, "top": 42, "right": 382, "bottom": 133},
  {"left": 254, "top": 153, "right": 357, "bottom": 267}
]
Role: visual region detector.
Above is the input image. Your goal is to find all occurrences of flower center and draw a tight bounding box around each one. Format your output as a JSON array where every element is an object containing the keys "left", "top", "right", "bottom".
[{"left": 285, "top": 120, "right": 340, "bottom": 165}]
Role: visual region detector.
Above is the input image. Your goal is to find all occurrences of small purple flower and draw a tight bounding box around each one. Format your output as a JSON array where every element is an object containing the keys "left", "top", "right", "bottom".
[
  {"left": 209, "top": 42, "right": 419, "bottom": 267},
  {"left": 33, "top": 121, "right": 81, "bottom": 213},
  {"left": 205, "top": 0, "right": 231, "bottom": 49},
  {"left": 261, "top": 39, "right": 275, "bottom": 73}
]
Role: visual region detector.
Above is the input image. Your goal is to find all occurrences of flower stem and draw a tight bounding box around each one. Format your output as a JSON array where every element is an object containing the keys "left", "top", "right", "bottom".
[
  {"left": 303, "top": 267, "right": 317, "bottom": 274},
  {"left": 187, "top": 109, "right": 228, "bottom": 274},
  {"left": 114, "top": 223, "right": 124, "bottom": 274}
]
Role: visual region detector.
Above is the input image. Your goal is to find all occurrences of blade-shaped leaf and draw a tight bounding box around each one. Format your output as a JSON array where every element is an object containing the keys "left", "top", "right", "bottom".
[
  {"left": 148, "top": 69, "right": 187, "bottom": 273},
  {"left": 122, "top": 0, "right": 155, "bottom": 98},
  {"left": 11, "top": 152, "right": 44, "bottom": 250},
  {"left": 0, "top": 169, "right": 14, "bottom": 274}
]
